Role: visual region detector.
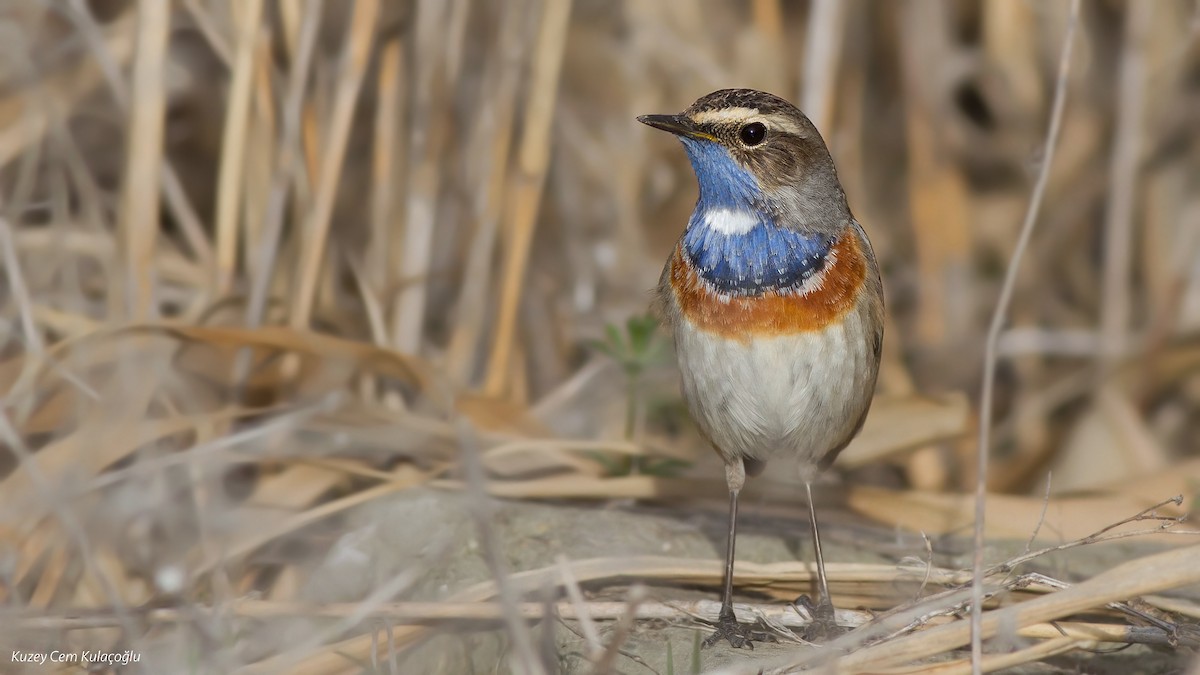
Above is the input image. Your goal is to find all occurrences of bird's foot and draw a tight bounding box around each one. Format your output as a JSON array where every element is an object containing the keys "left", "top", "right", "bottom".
[
  {"left": 703, "top": 608, "right": 776, "bottom": 649},
  {"left": 795, "top": 595, "right": 849, "bottom": 642}
]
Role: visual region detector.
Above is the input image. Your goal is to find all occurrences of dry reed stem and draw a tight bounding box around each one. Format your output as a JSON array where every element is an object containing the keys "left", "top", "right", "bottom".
[
  {"left": 244, "top": 0, "right": 321, "bottom": 331},
  {"left": 446, "top": 0, "right": 528, "bottom": 385},
  {"left": 483, "top": 0, "right": 573, "bottom": 396},
  {"left": 241, "top": 27, "right": 277, "bottom": 291},
  {"left": 440, "top": 557, "right": 968, "bottom": 609},
  {"left": 896, "top": 636, "right": 1087, "bottom": 675},
  {"left": 971, "top": 2, "right": 1080, "bottom": 671},
  {"left": 278, "top": 0, "right": 304, "bottom": 56},
  {"left": 1100, "top": 1, "right": 1153, "bottom": 369},
  {"left": 389, "top": 0, "right": 446, "bottom": 354},
  {"left": 800, "top": 0, "right": 846, "bottom": 131},
  {"left": 289, "top": 0, "right": 379, "bottom": 329},
  {"left": 213, "top": 0, "right": 264, "bottom": 294},
  {"left": 115, "top": 0, "right": 170, "bottom": 319},
  {"left": 0, "top": 215, "right": 42, "bottom": 353},
  {"left": 367, "top": 38, "right": 403, "bottom": 313},
  {"left": 394, "top": 0, "right": 470, "bottom": 357}
]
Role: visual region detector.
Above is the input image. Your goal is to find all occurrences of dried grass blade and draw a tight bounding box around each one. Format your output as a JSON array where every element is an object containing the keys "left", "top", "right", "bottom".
[
  {"left": 115, "top": 0, "right": 171, "bottom": 319},
  {"left": 482, "top": 0, "right": 573, "bottom": 396},
  {"left": 213, "top": 0, "right": 264, "bottom": 294},
  {"left": 288, "top": 0, "right": 379, "bottom": 329}
]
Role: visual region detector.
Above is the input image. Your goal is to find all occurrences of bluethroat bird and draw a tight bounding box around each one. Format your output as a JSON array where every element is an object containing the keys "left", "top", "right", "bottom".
[{"left": 639, "top": 89, "right": 883, "bottom": 647}]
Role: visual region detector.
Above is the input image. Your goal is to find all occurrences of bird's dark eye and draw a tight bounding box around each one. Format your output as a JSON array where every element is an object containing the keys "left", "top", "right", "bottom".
[{"left": 739, "top": 122, "right": 767, "bottom": 147}]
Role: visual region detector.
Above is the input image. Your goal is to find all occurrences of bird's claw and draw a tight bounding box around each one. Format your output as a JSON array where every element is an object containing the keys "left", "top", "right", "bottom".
[
  {"left": 703, "top": 609, "right": 776, "bottom": 649},
  {"left": 795, "top": 594, "right": 849, "bottom": 642}
]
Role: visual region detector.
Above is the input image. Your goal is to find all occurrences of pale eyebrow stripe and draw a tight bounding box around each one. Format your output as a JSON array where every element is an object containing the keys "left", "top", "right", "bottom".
[
  {"left": 688, "top": 109, "right": 808, "bottom": 138},
  {"left": 689, "top": 107, "right": 759, "bottom": 124}
]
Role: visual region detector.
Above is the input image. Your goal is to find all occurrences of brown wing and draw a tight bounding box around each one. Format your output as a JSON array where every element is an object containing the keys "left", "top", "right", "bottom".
[{"left": 818, "top": 220, "right": 884, "bottom": 472}]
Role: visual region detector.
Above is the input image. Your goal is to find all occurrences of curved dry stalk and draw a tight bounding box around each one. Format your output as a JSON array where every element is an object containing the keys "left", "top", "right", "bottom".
[{"left": 970, "top": 2, "right": 1081, "bottom": 671}]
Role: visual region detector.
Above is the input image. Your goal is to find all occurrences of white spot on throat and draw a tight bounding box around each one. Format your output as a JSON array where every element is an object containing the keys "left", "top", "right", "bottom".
[{"left": 702, "top": 208, "right": 759, "bottom": 235}]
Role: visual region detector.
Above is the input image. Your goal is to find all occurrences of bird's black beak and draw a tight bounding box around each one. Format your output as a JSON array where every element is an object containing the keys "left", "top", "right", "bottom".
[{"left": 637, "top": 114, "right": 715, "bottom": 141}]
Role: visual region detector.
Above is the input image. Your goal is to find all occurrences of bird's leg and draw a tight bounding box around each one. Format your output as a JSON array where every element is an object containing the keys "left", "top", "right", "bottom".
[
  {"left": 796, "top": 480, "right": 847, "bottom": 641},
  {"left": 704, "top": 460, "right": 773, "bottom": 649}
]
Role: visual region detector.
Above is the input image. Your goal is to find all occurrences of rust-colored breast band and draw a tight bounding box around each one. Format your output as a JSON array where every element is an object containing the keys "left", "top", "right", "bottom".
[{"left": 669, "top": 229, "right": 866, "bottom": 340}]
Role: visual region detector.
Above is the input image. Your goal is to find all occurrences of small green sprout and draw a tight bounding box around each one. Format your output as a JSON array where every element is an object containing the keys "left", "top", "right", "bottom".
[{"left": 589, "top": 314, "right": 673, "bottom": 475}]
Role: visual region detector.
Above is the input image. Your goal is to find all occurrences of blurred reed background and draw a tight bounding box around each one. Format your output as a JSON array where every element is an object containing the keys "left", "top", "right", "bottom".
[{"left": 1, "top": 0, "right": 1199, "bottom": 673}]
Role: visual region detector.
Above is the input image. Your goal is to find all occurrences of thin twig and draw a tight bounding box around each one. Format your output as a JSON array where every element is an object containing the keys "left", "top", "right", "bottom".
[
  {"left": 1024, "top": 472, "right": 1053, "bottom": 555},
  {"left": 456, "top": 418, "right": 548, "bottom": 675},
  {"left": 916, "top": 530, "right": 935, "bottom": 602},
  {"left": 986, "top": 495, "right": 1187, "bottom": 577},
  {"left": 557, "top": 554, "right": 603, "bottom": 660},
  {"left": 970, "top": 2, "right": 1081, "bottom": 672},
  {"left": 589, "top": 585, "right": 648, "bottom": 675}
]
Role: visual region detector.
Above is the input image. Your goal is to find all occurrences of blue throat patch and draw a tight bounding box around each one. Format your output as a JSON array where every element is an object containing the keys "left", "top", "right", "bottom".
[{"left": 678, "top": 137, "right": 833, "bottom": 295}]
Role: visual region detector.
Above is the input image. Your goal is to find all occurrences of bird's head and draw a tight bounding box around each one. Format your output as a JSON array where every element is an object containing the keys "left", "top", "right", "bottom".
[{"left": 639, "top": 89, "right": 850, "bottom": 234}]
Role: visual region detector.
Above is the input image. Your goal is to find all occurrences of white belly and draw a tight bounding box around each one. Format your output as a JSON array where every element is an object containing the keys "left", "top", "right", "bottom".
[{"left": 674, "top": 309, "right": 876, "bottom": 478}]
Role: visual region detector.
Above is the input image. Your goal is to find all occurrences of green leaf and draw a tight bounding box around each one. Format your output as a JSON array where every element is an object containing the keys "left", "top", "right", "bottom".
[{"left": 605, "top": 323, "right": 626, "bottom": 356}]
